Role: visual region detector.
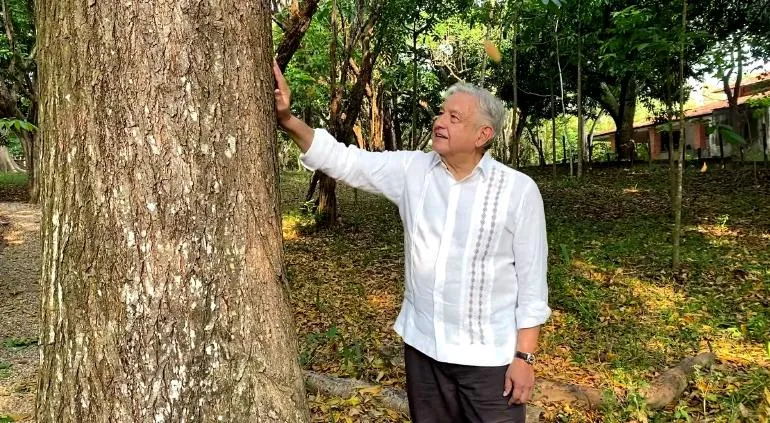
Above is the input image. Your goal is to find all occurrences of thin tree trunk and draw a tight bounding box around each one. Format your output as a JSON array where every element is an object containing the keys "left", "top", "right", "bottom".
[
  {"left": 763, "top": 120, "right": 768, "bottom": 167},
  {"left": 35, "top": 1, "right": 310, "bottom": 422},
  {"left": 383, "top": 92, "right": 396, "bottom": 151},
  {"left": 317, "top": 0, "right": 340, "bottom": 227},
  {"left": 718, "top": 129, "right": 725, "bottom": 167},
  {"left": 586, "top": 112, "right": 600, "bottom": 166},
  {"left": 576, "top": 0, "right": 584, "bottom": 178},
  {"left": 410, "top": 19, "right": 418, "bottom": 150},
  {"left": 393, "top": 95, "right": 403, "bottom": 150},
  {"left": 370, "top": 83, "right": 384, "bottom": 151},
  {"left": 550, "top": 79, "right": 557, "bottom": 176},
  {"left": 673, "top": 0, "right": 687, "bottom": 271},
  {"left": 317, "top": 173, "right": 338, "bottom": 226},
  {"left": 274, "top": 0, "right": 321, "bottom": 71},
  {"left": 479, "top": 5, "right": 494, "bottom": 87},
  {"left": 509, "top": 2, "right": 519, "bottom": 167}
]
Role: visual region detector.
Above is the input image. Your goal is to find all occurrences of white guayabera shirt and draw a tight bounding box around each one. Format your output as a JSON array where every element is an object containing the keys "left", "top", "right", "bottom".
[{"left": 301, "top": 129, "right": 551, "bottom": 367}]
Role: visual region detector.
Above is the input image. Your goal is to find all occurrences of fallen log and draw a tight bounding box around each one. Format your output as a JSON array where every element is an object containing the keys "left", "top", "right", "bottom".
[
  {"left": 641, "top": 352, "right": 715, "bottom": 409},
  {"left": 534, "top": 378, "right": 603, "bottom": 408},
  {"left": 304, "top": 370, "right": 544, "bottom": 422},
  {"left": 304, "top": 352, "right": 715, "bottom": 419},
  {"left": 378, "top": 346, "right": 715, "bottom": 410}
]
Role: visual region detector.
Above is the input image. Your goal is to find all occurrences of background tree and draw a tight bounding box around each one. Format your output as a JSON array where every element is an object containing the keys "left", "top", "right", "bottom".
[
  {"left": 35, "top": 1, "right": 310, "bottom": 421},
  {"left": 0, "top": 0, "right": 37, "bottom": 198}
]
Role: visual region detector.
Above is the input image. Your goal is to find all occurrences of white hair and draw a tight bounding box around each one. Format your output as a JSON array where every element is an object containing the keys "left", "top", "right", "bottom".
[{"left": 443, "top": 82, "right": 506, "bottom": 145}]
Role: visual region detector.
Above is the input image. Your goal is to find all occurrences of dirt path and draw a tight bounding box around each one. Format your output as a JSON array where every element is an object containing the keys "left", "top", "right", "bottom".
[{"left": 0, "top": 202, "right": 40, "bottom": 421}]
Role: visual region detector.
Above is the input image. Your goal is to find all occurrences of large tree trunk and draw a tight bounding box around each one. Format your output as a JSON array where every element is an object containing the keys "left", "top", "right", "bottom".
[
  {"left": 598, "top": 77, "right": 637, "bottom": 161},
  {"left": 35, "top": 1, "right": 310, "bottom": 422},
  {"left": 0, "top": 144, "right": 24, "bottom": 172}
]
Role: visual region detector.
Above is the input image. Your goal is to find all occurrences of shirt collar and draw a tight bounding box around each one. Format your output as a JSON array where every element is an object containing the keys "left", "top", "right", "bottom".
[{"left": 431, "top": 151, "right": 494, "bottom": 179}]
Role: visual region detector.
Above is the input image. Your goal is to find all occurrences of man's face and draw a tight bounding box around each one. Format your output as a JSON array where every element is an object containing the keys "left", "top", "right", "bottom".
[{"left": 432, "top": 92, "right": 493, "bottom": 157}]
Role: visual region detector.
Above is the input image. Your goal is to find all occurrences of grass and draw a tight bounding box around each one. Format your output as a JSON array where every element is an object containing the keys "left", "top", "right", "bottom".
[
  {"left": 0, "top": 171, "right": 28, "bottom": 202},
  {"left": 1, "top": 165, "right": 767, "bottom": 421},
  {"left": 0, "top": 361, "right": 11, "bottom": 380},
  {"left": 281, "top": 165, "right": 770, "bottom": 422},
  {"left": 0, "top": 172, "right": 26, "bottom": 186},
  {"left": 2, "top": 337, "right": 37, "bottom": 350}
]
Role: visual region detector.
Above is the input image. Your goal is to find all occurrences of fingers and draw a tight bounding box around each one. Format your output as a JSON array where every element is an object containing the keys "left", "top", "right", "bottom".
[
  {"left": 508, "top": 381, "right": 533, "bottom": 405},
  {"left": 503, "top": 375, "right": 513, "bottom": 397},
  {"left": 272, "top": 60, "right": 289, "bottom": 93}
]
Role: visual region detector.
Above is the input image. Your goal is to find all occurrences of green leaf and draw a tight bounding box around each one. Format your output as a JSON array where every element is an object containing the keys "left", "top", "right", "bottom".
[{"left": 720, "top": 127, "right": 746, "bottom": 146}]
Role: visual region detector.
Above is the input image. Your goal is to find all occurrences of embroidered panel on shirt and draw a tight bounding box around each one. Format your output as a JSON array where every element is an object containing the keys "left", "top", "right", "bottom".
[
  {"left": 474, "top": 168, "right": 506, "bottom": 344},
  {"left": 468, "top": 167, "right": 504, "bottom": 344}
]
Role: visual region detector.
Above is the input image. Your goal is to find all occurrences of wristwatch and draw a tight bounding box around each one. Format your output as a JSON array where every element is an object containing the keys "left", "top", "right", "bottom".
[{"left": 515, "top": 351, "right": 535, "bottom": 365}]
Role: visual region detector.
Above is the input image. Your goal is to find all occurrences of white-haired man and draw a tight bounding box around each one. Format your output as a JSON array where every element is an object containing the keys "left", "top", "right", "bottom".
[{"left": 274, "top": 63, "right": 550, "bottom": 423}]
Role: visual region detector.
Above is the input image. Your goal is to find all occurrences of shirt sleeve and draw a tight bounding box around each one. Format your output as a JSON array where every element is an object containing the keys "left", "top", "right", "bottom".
[
  {"left": 513, "top": 181, "right": 552, "bottom": 329},
  {"left": 300, "top": 128, "right": 416, "bottom": 204}
]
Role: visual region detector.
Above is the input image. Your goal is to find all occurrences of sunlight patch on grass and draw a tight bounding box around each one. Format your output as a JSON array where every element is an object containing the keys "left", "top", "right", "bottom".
[
  {"left": 282, "top": 213, "right": 315, "bottom": 241},
  {"left": 627, "top": 278, "right": 680, "bottom": 315},
  {"left": 366, "top": 293, "right": 396, "bottom": 310},
  {"left": 695, "top": 223, "right": 739, "bottom": 238},
  {"left": 570, "top": 259, "right": 605, "bottom": 284},
  {"left": 708, "top": 336, "right": 770, "bottom": 367},
  {"left": 622, "top": 186, "right": 643, "bottom": 194},
  {"left": 1, "top": 232, "right": 24, "bottom": 246}
]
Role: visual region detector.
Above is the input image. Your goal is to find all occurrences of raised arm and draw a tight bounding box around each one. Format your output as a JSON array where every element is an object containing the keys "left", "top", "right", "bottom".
[
  {"left": 273, "top": 61, "right": 417, "bottom": 204},
  {"left": 274, "top": 61, "right": 314, "bottom": 153}
]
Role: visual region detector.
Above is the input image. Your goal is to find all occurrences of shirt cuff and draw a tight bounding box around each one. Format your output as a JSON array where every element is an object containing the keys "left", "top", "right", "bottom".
[
  {"left": 299, "top": 128, "right": 334, "bottom": 171},
  {"left": 516, "top": 303, "right": 552, "bottom": 329}
]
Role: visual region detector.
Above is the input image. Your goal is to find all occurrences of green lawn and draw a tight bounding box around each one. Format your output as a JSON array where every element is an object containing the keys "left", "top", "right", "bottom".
[{"left": 282, "top": 165, "right": 770, "bottom": 422}]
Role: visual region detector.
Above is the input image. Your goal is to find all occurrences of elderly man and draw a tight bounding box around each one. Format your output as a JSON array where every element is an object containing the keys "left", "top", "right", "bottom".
[{"left": 273, "top": 63, "right": 550, "bottom": 423}]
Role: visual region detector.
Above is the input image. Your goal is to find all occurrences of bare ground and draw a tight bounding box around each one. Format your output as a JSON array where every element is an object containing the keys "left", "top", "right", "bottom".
[{"left": 0, "top": 202, "right": 39, "bottom": 421}]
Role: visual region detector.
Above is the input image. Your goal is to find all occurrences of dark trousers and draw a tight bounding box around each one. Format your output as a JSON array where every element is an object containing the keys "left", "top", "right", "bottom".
[{"left": 405, "top": 344, "right": 526, "bottom": 423}]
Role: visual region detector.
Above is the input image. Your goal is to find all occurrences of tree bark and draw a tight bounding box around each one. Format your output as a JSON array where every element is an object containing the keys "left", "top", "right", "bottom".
[
  {"left": 317, "top": 173, "right": 338, "bottom": 227},
  {"left": 274, "top": 0, "right": 321, "bottom": 71},
  {"left": 528, "top": 126, "right": 546, "bottom": 167},
  {"left": 672, "top": 0, "right": 686, "bottom": 272},
  {"left": 370, "top": 83, "right": 384, "bottom": 151},
  {"left": 598, "top": 77, "right": 637, "bottom": 161},
  {"left": 35, "top": 1, "right": 310, "bottom": 422}
]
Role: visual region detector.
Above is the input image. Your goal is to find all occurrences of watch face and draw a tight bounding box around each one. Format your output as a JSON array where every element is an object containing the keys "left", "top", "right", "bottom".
[{"left": 517, "top": 352, "right": 535, "bottom": 364}]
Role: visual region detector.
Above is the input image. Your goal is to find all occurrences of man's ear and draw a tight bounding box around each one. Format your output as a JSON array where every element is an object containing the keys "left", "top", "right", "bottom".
[{"left": 475, "top": 125, "right": 495, "bottom": 148}]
